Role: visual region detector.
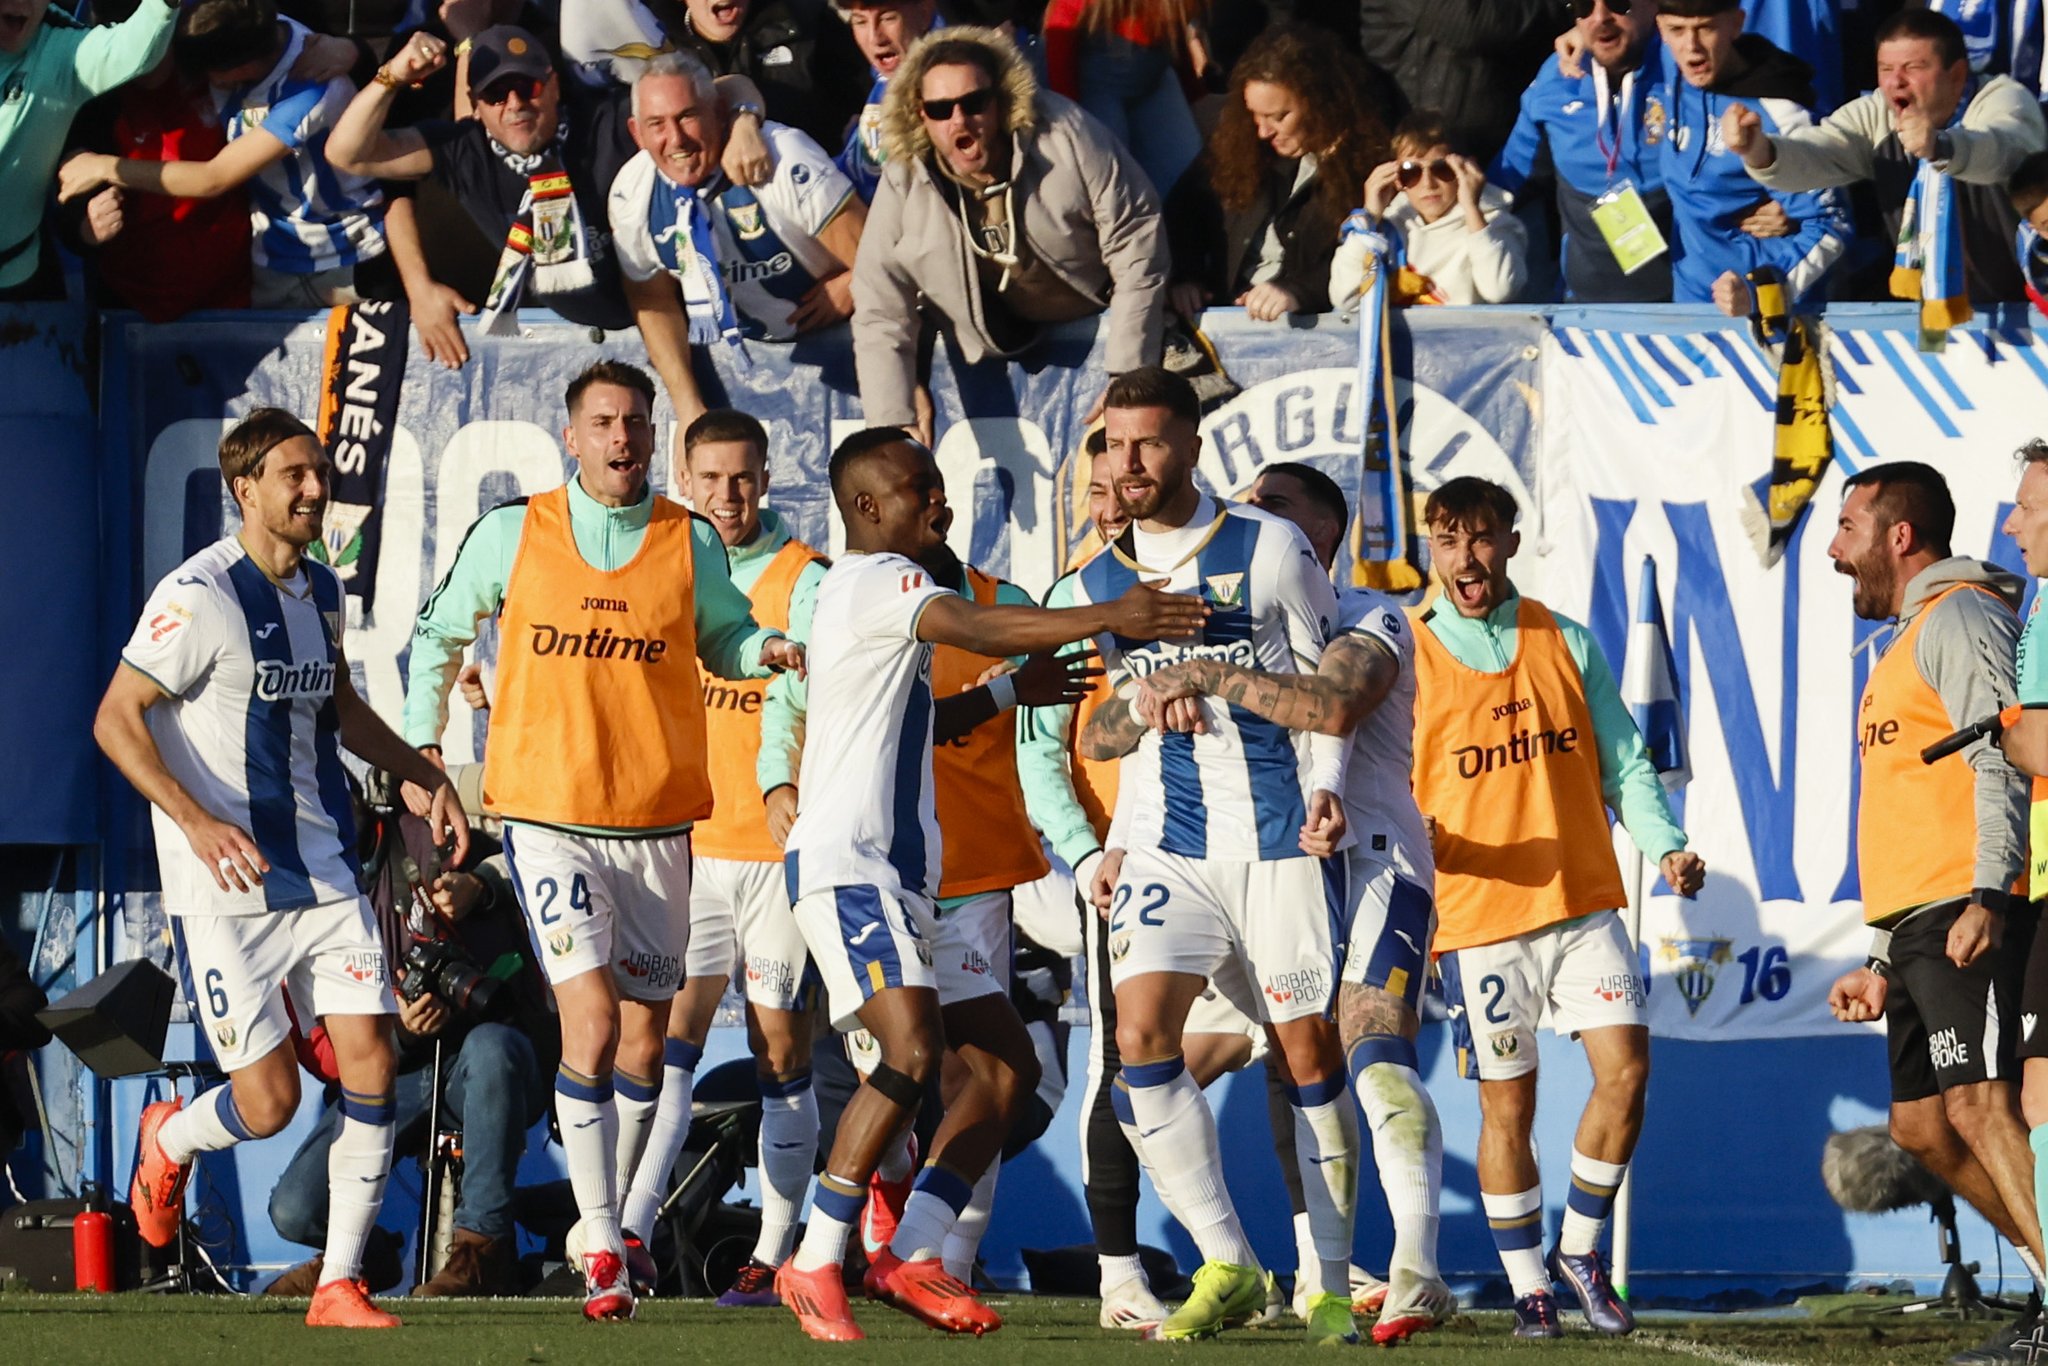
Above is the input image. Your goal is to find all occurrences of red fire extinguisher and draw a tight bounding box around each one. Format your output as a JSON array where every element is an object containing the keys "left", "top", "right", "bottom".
[{"left": 74, "top": 1188, "right": 114, "bottom": 1293}]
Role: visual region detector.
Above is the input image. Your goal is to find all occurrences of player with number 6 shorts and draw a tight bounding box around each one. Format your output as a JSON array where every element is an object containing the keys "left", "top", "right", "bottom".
[
  {"left": 1411, "top": 477, "right": 1704, "bottom": 1340},
  {"left": 99, "top": 409, "right": 471, "bottom": 1330},
  {"left": 403, "top": 363, "right": 802, "bottom": 1322},
  {"left": 771, "top": 428, "right": 1208, "bottom": 1342}
]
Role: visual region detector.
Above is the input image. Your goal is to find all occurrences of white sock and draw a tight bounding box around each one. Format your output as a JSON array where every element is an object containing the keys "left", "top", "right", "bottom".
[
  {"left": 891, "top": 1162, "right": 975, "bottom": 1263},
  {"left": 556, "top": 1065, "right": 622, "bottom": 1257},
  {"left": 318, "top": 1089, "right": 395, "bottom": 1287},
  {"left": 751, "top": 1072, "right": 818, "bottom": 1267},
  {"left": 875, "top": 1127, "right": 915, "bottom": 1184},
  {"left": 791, "top": 1172, "right": 865, "bottom": 1272},
  {"left": 1111, "top": 1076, "right": 1189, "bottom": 1228},
  {"left": 1292, "top": 1210, "right": 1320, "bottom": 1298},
  {"left": 157, "top": 1085, "right": 258, "bottom": 1166},
  {"left": 1121, "top": 1057, "right": 1258, "bottom": 1269},
  {"left": 1558, "top": 1148, "right": 1628, "bottom": 1256},
  {"left": 2018, "top": 1243, "right": 2046, "bottom": 1293},
  {"left": 620, "top": 1038, "right": 700, "bottom": 1240},
  {"left": 1481, "top": 1186, "right": 1549, "bottom": 1298},
  {"left": 612, "top": 1068, "right": 663, "bottom": 1220},
  {"left": 1290, "top": 1078, "right": 1360, "bottom": 1298},
  {"left": 942, "top": 1163, "right": 999, "bottom": 1283},
  {"left": 1351, "top": 1056, "right": 1444, "bottom": 1284},
  {"left": 1099, "top": 1251, "right": 1146, "bottom": 1294}
]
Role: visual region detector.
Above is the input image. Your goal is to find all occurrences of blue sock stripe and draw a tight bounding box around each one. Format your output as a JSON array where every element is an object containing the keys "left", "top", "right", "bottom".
[
  {"left": 615, "top": 1070, "right": 662, "bottom": 1103},
  {"left": 758, "top": 1069, "right": 814, "bottom": 1099},
  {"left": 911, "top": 1162, "right": 976, "bottom": 1214},
  {"left": 665, "top": 1038, "right": 704, "bottom": 1072},
  {"left": 1488, "top": 1212, "right": 1545, "bottom": 1251},
  {"left": 1283, "top": 1073, "right": 1347, "bottom": 1110},
  {"left": 339, "top": 1088, "right": 396, "bottom": 1125},
  {"left": 1109, "top": 1077, "right": 1137, "bottom": 1126},
  {"left": 216, "top": 1087, "right": 258, "bottom": 1142},
  {"left": 1566, "top": 1176, "right": 1621, "bottom": 1219},
  {"left": 813, "top": 1176, "right": 866, "bottom": 1224},
  {"left": 1346, "top": 1033, "right": 1419, "bottom": 1075},
  {"left": 555, "top": 1065, "right": 614, "bottom": 1103},
  {"left": 1120, "top": 1055, "right": 1186, "bottom": 1089}
]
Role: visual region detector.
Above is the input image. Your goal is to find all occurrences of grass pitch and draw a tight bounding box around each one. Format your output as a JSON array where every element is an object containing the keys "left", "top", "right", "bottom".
[{"left": 0, "top": 1292, "right": 1995, "bottom": 1365}]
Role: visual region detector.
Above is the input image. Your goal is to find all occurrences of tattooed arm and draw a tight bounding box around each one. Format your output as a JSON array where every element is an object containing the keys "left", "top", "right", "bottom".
[
  {"left": 1138, "top": 633, "right": 1398, "bottom": 736},
  {"left": 1080, "top": 688, "right": 1153, "bottom": 760}
]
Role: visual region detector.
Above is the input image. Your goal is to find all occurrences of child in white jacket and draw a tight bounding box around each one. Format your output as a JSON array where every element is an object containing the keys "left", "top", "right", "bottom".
[{"left": 1331, "top": 111, "right": 1528, "bottom": 308}]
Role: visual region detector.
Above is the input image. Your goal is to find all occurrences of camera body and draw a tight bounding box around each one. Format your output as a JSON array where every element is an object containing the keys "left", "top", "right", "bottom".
[{"left": 399, "top": 924, "right": 501, "bottom": 1017}]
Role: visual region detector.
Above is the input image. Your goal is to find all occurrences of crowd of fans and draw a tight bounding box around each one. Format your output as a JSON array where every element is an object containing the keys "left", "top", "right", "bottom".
[{"left": 7, "top": 0, "right": 2048, "bottom": 412}]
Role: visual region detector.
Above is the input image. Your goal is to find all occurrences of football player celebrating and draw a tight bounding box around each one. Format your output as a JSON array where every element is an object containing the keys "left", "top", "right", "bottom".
[
  {"left": 1074, "top": 368, "right": 1363, "bottom": 1346},
  {"left": 403, "top": 361, "right": 801, "bottom": 1320},
  {"left": 1412, "top": 476, "right": 1703, "bottom": 1339},
  {"left": 774, "top": 428, "right": 1206, "bottom": 1341},
  {"left": 99, "top": 409, "right": 469, "bottom": 1329}
]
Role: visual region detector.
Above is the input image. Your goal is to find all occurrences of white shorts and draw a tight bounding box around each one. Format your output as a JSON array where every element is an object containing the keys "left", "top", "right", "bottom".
[
  {"left": 794, "top": 885, "right": 938, "bottom": 1030},
  {"left": 932, "top": 890, "right": 1014, "bottom": 1006},
  {"left": 686, "top": 855, "right": 812, "bottom": 1012},
  {"left": 1442, "top": 910, "right": 1646, "bottom": 1081},
  {"left": 174, "top": 896, "right": 393, "bottom": 1073},
  {"left": 502, "top": 824, "right": 691, "bottom": 1001},
  {"left": 1106, "top": 848, "right": 1344, "bottom": 1026},
  {"left": 1011, "top": 851, "right": 1084, "bottom": 958},
  {"left": 1339, "top": 855, "right": 1436, "bottom": 1012}
]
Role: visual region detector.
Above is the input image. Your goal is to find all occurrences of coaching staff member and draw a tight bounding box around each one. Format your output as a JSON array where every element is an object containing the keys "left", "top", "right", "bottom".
[{"left": 1825, "top": 462, "right": 2040, "bottom": 1348}]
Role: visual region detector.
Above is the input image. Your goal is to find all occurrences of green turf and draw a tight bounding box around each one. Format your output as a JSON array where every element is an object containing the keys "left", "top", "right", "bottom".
[{"left": 0, "top": 1292, "right": 1999, "bottom": 1365}]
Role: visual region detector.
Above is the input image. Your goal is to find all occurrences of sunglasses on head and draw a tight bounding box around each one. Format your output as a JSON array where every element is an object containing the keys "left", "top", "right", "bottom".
[
  {"left": 1569, "top": 0, "right": 1631, "bottom": 16},
  {"left": 1397, "top": 158, "right": 1455, "bottom": 189},
  {"left": 921, "top": 86, "right": 996, "bottom": 122},
  {"left": 477, "top": 75, "right": 547, "bottom": 106}
]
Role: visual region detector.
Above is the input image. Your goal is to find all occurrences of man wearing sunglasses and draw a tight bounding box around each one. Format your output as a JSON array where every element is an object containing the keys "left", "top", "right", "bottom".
[
  {"left": 850, "top": 26, "right": 1167, "bottom": 445},
  {"left": 1492, "top": 0, "right": 1678, "bottom": 302}
]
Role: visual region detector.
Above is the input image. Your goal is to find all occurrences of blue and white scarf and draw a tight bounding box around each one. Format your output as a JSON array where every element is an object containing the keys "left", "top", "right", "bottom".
[
  {"left": 651, "top": 173, "right": 748, "bottom": 362},
  {"left": 1339, "top": 210, "right": 1420, "bottom": 592},
  {"left": 1891, "top": 156, "right": 1971, "bottom": 349}
]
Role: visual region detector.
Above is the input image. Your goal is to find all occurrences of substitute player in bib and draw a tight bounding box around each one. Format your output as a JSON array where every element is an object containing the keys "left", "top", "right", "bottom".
[
  {"left": 1825, "top": 463, "right": 2042, "bottom": 1352},
  {"left": 1998, "top": 442, "right": 2048, "bottom": 1295},
  {"left": 1237, "top": 462, "right": 1448, "bottom": 1343},
  {"left": 610, "top": 409, "right": 829, "bottom": 1303},
  {"left": 98, "top": 409, "right": 470, "bottom": 1330},
  {"left": 1075, "top": 368, "right": 1362, "bottom": 1347},
  {"left": 403, "top": 361, "right": 802, "bottom": 1321},
  {"left": 774, "top": 428, "right": 1207, "bottom": 1342},
  {"left": 1414, "top": 476, "right": 1704, "bottom": 1340}
]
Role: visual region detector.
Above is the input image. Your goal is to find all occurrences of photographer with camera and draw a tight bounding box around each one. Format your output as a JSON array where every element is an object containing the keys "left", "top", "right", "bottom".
[{"left": 266, "top": 780, "right": 555, "bottom": 1299}]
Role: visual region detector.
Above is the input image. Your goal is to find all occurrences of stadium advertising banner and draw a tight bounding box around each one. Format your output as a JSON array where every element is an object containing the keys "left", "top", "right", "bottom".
[{"left": 103, "top": 305, "right": 2039, "bottom": 1043}]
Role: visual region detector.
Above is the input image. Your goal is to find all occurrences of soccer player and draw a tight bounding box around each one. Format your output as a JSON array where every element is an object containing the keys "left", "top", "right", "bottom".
[
  {"left": 97, "top": 408, "right": 470, "bottom": 1329},
  {"left": 1827, "top": 463, "right": 2040, "bottom": 1355},
  {"left": 1237, "top": 461, "right": 1448, "bottom": 1344},
  {"left": 1411, "top": 476, "right": 1703, "bottom": 1340},
  {"left": 611, "top": 409, "right": 828, "bottom": 1303},
  {"left": 773, "top": 427, "right": 1207, "bottom": 1342},
  {"left": 2000, "top": 441, "right": 2048, "bottom": 1344},
  {"left": 855, "top": 535, "right": 1056, "bottom": 1286},
  {"left": 1074, "top": 367, "right": 1364, "bottom": 1347},
  {"left": 402, "top": 361, "right": 801, "bottom": 1320}
]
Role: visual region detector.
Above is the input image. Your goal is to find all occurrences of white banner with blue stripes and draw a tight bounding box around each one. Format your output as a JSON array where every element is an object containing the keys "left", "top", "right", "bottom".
[{"left": 1526, "top": 308, "right": 2039, "bottom": 1039}]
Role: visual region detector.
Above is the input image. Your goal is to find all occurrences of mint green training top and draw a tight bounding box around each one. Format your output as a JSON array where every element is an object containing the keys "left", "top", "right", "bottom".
[
  {"left": 404, "top": 476, "right": 783, "bottom": 837},
  {"left": 0, "top": 1, "right": 176, "bottom": 288},
  {"left": 1418, "top": 587, "right": 1688, "bottom": 863}
]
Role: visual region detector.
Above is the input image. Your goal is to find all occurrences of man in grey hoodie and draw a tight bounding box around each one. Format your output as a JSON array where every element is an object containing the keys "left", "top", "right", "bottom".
[
  {"left": 1824, "top": 461, "right": 2043, "bottom": 1357},
  {"left": 850, "top": 26, "right": 1167, "bottom": 440}
]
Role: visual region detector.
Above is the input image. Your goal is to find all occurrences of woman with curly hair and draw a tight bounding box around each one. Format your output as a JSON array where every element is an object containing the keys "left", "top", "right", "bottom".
[{"left": 1165, "top": 22, "right": 1393, "bottom": 322}]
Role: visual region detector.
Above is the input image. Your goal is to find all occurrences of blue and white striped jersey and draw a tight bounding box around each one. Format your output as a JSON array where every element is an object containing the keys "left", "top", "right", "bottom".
[
  {"left": 1333, "top": 586, "right": 1433, "bottom": 885},
  {"left": 1077, "top": 498, "right": 1339, "bottom": 862},
  {"left": 220, "top": 19, "right": 386, "bottom": 274},
  {"left": 122, "top": 538, "right": 360, "bottom": 917}
]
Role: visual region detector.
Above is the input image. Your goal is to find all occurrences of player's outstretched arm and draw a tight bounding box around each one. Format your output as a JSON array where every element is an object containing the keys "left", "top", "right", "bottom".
[
  {"left": 332, "top": 657, "right": 471, "bottom": 865},
  {"left": 94, "top": 665, "right": 271, "bottom": 894},
  {"left": 933, "top": 651, "right": 1104, "bottom": 743},
  {"left": 916, "top": 578, "right": 1207, "bottom": 658},
  {"left": 1140, "top": 633, "right": 1397, "bottom": 737}
]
